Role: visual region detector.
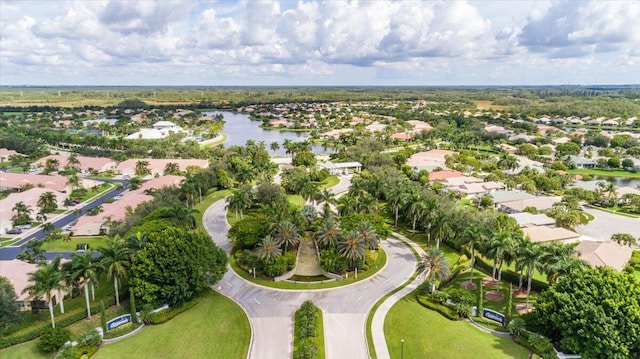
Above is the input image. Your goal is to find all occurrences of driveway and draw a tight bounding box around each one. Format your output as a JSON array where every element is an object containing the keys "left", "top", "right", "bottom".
[
  {"left": 576, "top": 207, "right": 640, "bottom": 242},
  {"left": 203, "top": 199, "right": 416, "bottom": 359}
]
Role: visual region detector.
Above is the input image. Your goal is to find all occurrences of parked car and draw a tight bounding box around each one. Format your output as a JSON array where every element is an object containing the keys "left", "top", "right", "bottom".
[
  {"left": 72, "top": 199, "right": 81, "bottom": 205},
  {"left": 14, "top": 224, "right": 32, "bottom": 230},
  {"left": 113, "top": 195, "right": 122, "bottom": 201},
  {"left": 6, "top": 228, "right": 22, "bottom": 235}
]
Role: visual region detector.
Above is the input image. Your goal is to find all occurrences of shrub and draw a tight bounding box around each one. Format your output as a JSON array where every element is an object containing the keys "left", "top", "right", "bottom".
[
  {"left": 294, "top": 301, "right": 319, "bottom": 359},
  {"left": 145, "top": 296, "right": 201, "bottom": 325},
  {"left": 429, "top": 290, "right": 450, "bottom": 304},
  {"left": 445, "top": 288, "right": 475, "bottom": 306},
  {"left": 38, "top": 327, "right": 71, "bottom": 353},
  {"left": 417, "top": 295, "right": 457, "bottom": 321},
  {"left": 319, "top": 249, "right": 348, "bottom": 274},
  {"left": 454, "top": 303, "right": 472, "bottom": 318}
]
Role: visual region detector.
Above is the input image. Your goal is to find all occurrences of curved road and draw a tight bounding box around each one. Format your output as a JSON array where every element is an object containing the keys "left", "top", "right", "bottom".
[{"left": 202, "top": 178, "right": 416, "bottom": 359}]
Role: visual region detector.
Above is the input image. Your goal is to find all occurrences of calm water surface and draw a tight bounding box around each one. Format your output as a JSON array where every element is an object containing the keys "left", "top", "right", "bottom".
[
  {"left": 204, "top": 111, "right": 333, "bottom": 155},
  {"left": 593, "top": 176, "right": 640, "bottom": 189}
]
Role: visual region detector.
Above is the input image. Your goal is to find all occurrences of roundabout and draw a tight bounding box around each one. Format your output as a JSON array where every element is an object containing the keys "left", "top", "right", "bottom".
[{"left": 203, "top": 198, "right": 417, "bottom": 359}]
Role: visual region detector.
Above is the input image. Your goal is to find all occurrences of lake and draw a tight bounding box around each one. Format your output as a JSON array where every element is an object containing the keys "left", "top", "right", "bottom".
[
  {"left": 593, "top": 176, "right": 640, "bottom": 189},
  {"left": 203, "top": 111, "right": 333, "bottom": 155}
]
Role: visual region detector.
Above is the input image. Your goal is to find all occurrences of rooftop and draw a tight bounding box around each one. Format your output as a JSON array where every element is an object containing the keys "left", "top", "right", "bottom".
[{"left": 576, "top": 240, "right": 634, "bottom": 272}]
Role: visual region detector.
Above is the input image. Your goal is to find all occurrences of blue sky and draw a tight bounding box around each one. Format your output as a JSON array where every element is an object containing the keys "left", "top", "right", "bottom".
[{"left": 1, "top": 0, "right": 639, "bottom": 86}]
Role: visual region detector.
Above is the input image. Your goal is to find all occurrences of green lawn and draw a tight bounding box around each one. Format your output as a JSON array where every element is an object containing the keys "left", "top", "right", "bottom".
[
  {"left": 42, "top": 236, "right": 107, "bottom": 252},
  {"left": 0, "top": 340, "right": 52, "bottom": 359},
  {"left": 92, "top": 290, "right": 250, "bottom": 359},
  {"left": 320, "top": 175, "right": 340, "bottom": 190},
  {"left": 567, "top": 168, "right": 640, "bottom": 178},
  {"left": 384, "top": 295, "right": 529, "bottom": 359}
]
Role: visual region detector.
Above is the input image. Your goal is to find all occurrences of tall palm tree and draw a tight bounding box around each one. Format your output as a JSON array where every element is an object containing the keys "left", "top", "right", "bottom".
[
  {"left": 430, "top": 210, "right": 451, "bottom": 249},
  {"left": 226, "top": 187, "right": 252, "bottom": 219},
  {"left": 315, "top": 218, "right": 342, "bottom": 248},
  {"left": 12, "top": 201, "right": 31, "bottom": 218},
  {"left": 520, "top": 240, "right": 544, "bottom": 303},
  {"left": 71, "top": 252, "right": 102, "bottom": 319},
  {"left": 151, "top": 205, "right": 197, "bottom": 229},
  {"left": 315, "top": 189, "right": 336, "bottom": 214},
  {"left": 47, "top": 256, "right": 67, "bottom": 313},
  {"left": 98, "top": 236, "right": 131, "bottom": 306},
  {"left": 273, "top": 221, "right": 300, "bottom": 253},
  {"left": 126, "top": 231, "right": 148, "bottom": 255},
  {"left": 355, "top": 221, "right": 378, "bottom": 250},
  {"left": 256, "top": 235, "right": 283, "bottom": 262},
  {"left": 541, "top": 243, "right": 586, "bottom": 284},
  {"left": 417, "top": 247, "right": 451, "bottom": 293},
  {"left": 134, "top": 160, "right": 150, "bottom": 176},
  {"left": 385, "top": 184, "right": 408, "bottom": 227},
  {"left": 164, "top": 162, "right": 181, "bottom": 175},
  {"left": 487, "top": 227, "right": 515, "bottom": 291},
  {"left": 457, "top": 222, "right": 484, "bottom": 284},
  {"left": 337, "top": 231, "right": 366, "bottom": 266},
  {"left": 23, "top": 263, "right": 65, "bottom": 328},
  {"left": 336, "top": 195, "right": 356, "bottom": 216},
  {"left": 42, "top": 222, "right": 56, "bottom": 236}
]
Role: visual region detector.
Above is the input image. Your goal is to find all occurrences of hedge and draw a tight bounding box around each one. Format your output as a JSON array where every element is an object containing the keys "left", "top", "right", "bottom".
[
  {"left": 416, "top": 295, "right": 458, "bottom": 321},
  {"left": 145, "top": 296, "right": 201, "bottom": 325},
  {"left": 54, "top": 329, "right": 102, "bottom": 359},
  {"left": 0, "top": 296, "right": 117, "bottom": 349},
  {"left": 293, "top": 301, "right": 320, "bottom": 359}
]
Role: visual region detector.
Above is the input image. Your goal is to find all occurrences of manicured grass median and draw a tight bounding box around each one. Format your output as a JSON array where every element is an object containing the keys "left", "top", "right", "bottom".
[
  {"left": 384, "top": 295, "right": 529, "bottom": 359},
  {"left": 93, "top": 289, "right": 250, "bottom": 359},
  {"left": 320, "top": 175, "right": 340, "bottom": 190},
  {"left": 0, "top": 340, "right": 52, "bottom": 359}
]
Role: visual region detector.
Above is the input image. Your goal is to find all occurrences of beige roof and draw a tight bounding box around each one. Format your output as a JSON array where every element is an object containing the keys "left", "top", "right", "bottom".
[
  {"left": 501, "top": 196, "right": 561, "bottom": 212},
  {"left": 406, "top": 149, "right": 456, "bottom": 168},
  {"left": 0, "top": 259, "right": 42, "bottom": 301},
  {"left": 522, "top": 226, "right": 580, "bottom": 243},
  {"left": 0, "top": 188, "right": 68, "bottom": 231},
  {"left": 35, "top": 155, "right": 116, "bottom": 172},
  {"left": 576, "top": 241, "right": 634, "bottom": 272},
  {"left": 445, "top": 176, "right": 483, "bottom": 186},
  {"left": 0, "top": 173, "right": 69, "bottom": 192},
  {"left": 365, "top": 122, "right": 386, "bottom": 132},
  {"left": 116, "top": 159, "right": 208, "bottom": 176},
  {"left": 0, "top": 148, "right": 19, "bottom": 158},
  {"left": 616, "top": 187, "right": 640, "bottom": 199}
]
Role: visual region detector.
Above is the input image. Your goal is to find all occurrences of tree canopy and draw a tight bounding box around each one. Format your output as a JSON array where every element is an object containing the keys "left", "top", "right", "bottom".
[
  {"left": 524, "top": 267, "right": 640, "bottom": 359},
  {"left": 130, "top": 226, "right": 227, "bottom": 307}
]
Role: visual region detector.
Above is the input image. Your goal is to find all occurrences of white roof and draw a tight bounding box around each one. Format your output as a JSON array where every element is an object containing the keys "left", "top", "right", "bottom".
[{"left": 323, "top": 161, "right": 362, "bottom": 169}]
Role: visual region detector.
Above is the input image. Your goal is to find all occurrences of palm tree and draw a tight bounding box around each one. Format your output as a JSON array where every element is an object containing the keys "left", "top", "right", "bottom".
[
  {"left": 355, "top": 221, "right": 378, "bottom": 250},
  {"left": 71, "top": 252, "right": 102, "bottom": 319},
  {"left": 42, "top": 222, "right": 56, "bottom": 236},
  {"left": 135, "top": 160, "right": 150, "bottom": 176},
  {"left": 315, "top": 218, "right": 342, "bottom": 248},
  {"left": 417, "top": 247, "right": 451, "bottom": 293},
  {"left": 164, "top": 162, "right": 181, "bottom": 175},
  {"left": 127, "top": 177, "right": 142, "bottom": 190},
  {"left": 273, "top": 221, "right": 300, "bottom": 253},
  {"left": 385, "top": 184, "right": 408, "bottom": 227},
  {"left": 520, "top": 240, "right": 544, "bottom": 303},
  {"left": 67, "top": 153, "right": 81, "bottom": 171},
  {"left": 336, "top": 195, "right": 356, "bottom": 216},
  {"left": 611, "top": 233, "right": 637, "bottom": 247},
  {"left": 256, "top": 235, "right": 283, "bottom": 262},
  {"left": 151, "top": 206, "right": 197, "bottom": 229},
  {"left": 23, "top": 263, "right": 65, "bottom": 328},
  {"left": 300, "top": 181, "right": 319, "bottom": 205},
  {"left": 98, "top": 237, "right": 131, "bottom": 306},
  {"left": 12, "top": 201, "right": 31, "bottom": 218},
  {"left": 487, "top": 227, "right": 515, "bottom": 291},
  {"left": 37, "top": 191, "right": 58, "bottom": 213},
  {"left": 126, "top": 231, "right": 148, "bottom": 257},
  {"left": 270, "top": 141, "right": 280, "bottom": 154},
  {"left": 47, "top": 256, "right": 67, "bottom": 313},
  {"left": 226, "top": 187, "right": 252, "bottom": 219},
  {"left": 457, "top": 222, "right": 484, "bottom": 284},
  {"left": 337, "top": 231, "right": 366, "bottom": 266},
  {"left": 430, "top": 210, "right": 451, "bottom": 249},
  {"left": 315, "top": 189, "right": 336, "bottom": 214}
]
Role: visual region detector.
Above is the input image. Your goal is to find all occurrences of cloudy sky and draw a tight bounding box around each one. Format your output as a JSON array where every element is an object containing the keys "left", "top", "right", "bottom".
[{"left": 1, "top": 0, "right": 639, "bottom": 86}]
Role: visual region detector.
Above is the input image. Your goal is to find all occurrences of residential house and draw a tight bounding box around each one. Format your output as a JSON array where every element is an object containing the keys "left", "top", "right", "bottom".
[
  {"left": 576, "top": 240, "right": 634, "bottom": 272},
  {"left": 0, "top": 187, "right": 68, "bottom": 232},
  {"left": 522, "top": 226, "right": 580, "bottom": 244},
  {"left": 321, "top": 161, "right": 362, "bottom": 175},
  {"left": 567, "top": 155, "right": 597, "bottom": 169},
  {"left": 0, "top": 259, "right": 64, "bottom": 311},
  {"left": 115, "top": 159, "right": 208, "bottom": 177}
]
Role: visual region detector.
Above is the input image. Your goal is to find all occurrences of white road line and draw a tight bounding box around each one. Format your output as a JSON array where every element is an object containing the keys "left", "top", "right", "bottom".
[
  {"left": 253, "top": 297, "right": 261, "bottom": 305},
  {"left": 355, "top": 295, "right": 362, "bottom": 304},
  {"left": 225, "top": 281, "right": 233, "bottom": 287}
]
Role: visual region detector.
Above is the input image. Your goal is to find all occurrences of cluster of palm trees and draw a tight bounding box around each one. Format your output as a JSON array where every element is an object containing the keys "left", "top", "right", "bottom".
[
  {"left": 23, "top": 235, "right": 139, "bottom": 328},
  {"left": 316, "top": 217, "right": 379, "bottom": 269}
]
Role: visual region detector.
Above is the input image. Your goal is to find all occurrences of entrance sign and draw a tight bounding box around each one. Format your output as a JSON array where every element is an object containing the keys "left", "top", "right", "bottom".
[
  {"left": 482, "top": 309, "right": 505, "bottom": 325},
  {"left": 106, "top": 314, "right": 132, "bottom": 331}
]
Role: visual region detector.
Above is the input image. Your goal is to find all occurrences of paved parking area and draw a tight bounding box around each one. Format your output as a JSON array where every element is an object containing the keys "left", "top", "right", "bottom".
[{"left": 576, "top": 208, "right": 640, "bottom": 242}]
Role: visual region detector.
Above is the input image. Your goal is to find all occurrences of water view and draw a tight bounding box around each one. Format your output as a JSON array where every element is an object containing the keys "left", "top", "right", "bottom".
[{"left": 204, "top": 111, "right": 333, "bottom": 155}]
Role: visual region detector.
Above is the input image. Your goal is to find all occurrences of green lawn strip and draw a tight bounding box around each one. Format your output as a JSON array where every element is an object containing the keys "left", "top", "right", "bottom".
[
  {"left": 64, "top": 299, "right": 130, "bottom": 338},
  {"left": 384, "top": 294, "right": 529, "bottom": 359},
  {"left": 72, "top": 183, "right": 116, "bottom": 202},
  {"left": 567, "top": 168, "right": 640, "bottom": 178},
  {"left": 319, "top": 175, "right": 340, "bottom": 190},
  {"left": 42, "top": 236, "right": 108, "bottom": 252},
  {"left": 580, "top": 211, "right": 595, "bottom": 222},
  {"left": 92, "top": 289, "right": 250, "bottom": 359},
  {"left": 0, "top": 237, "right": 22, "bottom": 247},
  {"left": 200, "top": 133, "right": 227, "bottom": 147},
  {"left": 194, "top": 189, "right": 232, "bottom": 233},
  {"left": 288, "top": 194, "right": 304, "bottom": 208},
  {"left": 230, "top": 247, "right": 387, "bottom": 290},
  {"left": 588, "top": 205, "right": 640, "bottom": 218},
  {"left": 0, "top": 339, "right": 52, "bottom": 359}
]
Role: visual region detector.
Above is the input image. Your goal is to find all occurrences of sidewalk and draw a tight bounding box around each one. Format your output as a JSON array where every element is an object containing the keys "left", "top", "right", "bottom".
[{"left": 371, "top": 233, "right": 426, "bottom": 359}]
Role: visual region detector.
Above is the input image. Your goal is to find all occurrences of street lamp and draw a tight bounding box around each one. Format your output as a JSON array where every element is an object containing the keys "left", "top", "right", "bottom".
[{"left": 401, "top": 339, "right": 405, "bottom": 359}]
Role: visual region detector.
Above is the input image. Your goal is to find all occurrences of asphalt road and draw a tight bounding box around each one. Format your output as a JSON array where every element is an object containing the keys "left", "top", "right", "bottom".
[
  {"left": 203, "top": 195, "right": 416, "bottom": 359},
  {"left": 0, "top": 181, "right": 126, "bottom": 260},
  {"left": 575, "top": 207, "right": 640, "bottom": 242}
]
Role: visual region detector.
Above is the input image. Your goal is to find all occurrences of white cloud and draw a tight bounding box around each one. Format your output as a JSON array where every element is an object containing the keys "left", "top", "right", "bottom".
[{"left": 0, "top": 0, "right": 638, "bottom": 85}]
